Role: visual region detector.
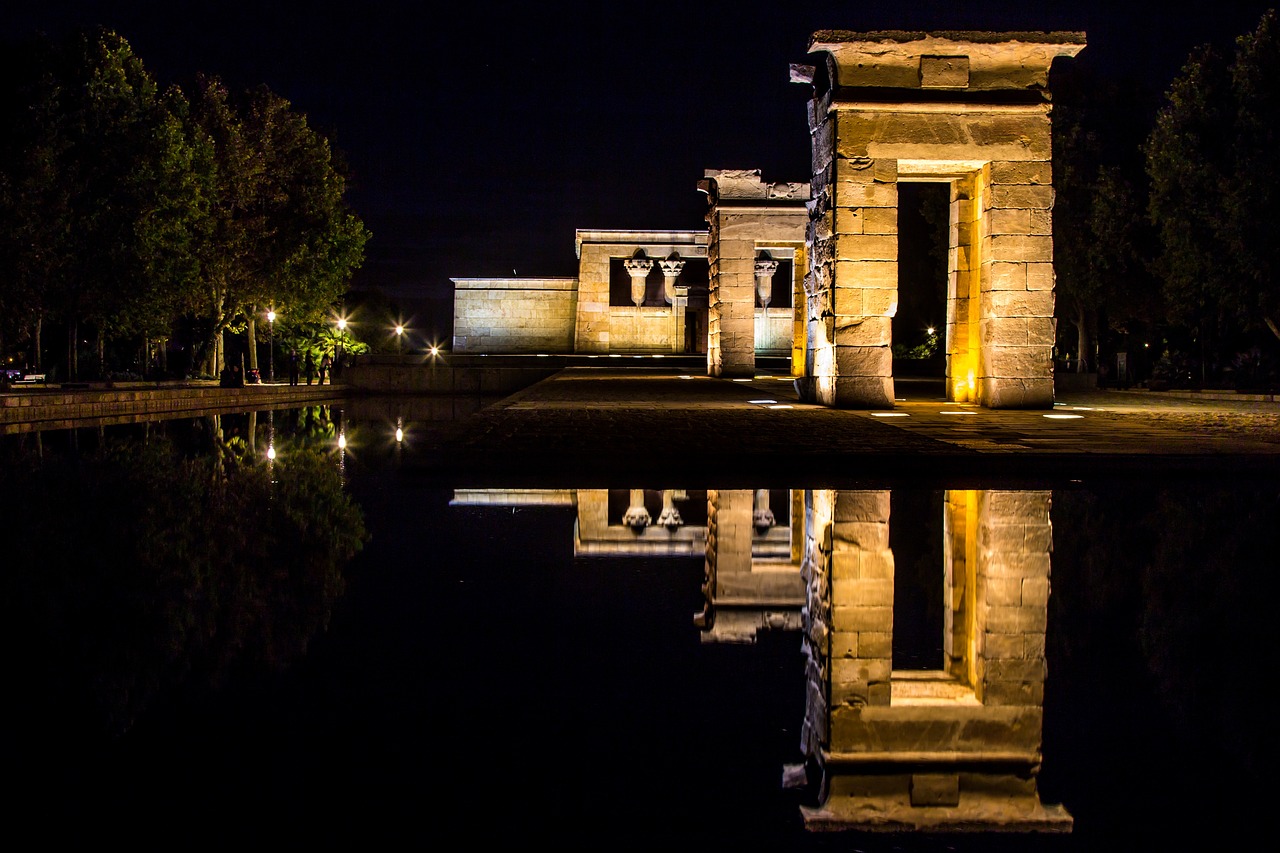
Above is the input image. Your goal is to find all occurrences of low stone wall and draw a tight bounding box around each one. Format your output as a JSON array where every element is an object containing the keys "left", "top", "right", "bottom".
[
  {"left": 452, "top": 277, "right": 576, "bottom": 353},
  {"left": 0, "top": 382, "right": 344, "bottom": 432},
  {"left": 340, "top": 358, "right": 559, "bottom": 396}
]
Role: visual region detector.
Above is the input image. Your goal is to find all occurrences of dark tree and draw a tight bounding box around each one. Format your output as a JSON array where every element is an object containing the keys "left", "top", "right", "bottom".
[{"left": 1147, "top": 10, "right": 1280, "bottom": 359}]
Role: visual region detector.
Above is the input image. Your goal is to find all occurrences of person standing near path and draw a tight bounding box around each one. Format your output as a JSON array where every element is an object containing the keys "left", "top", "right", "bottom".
[
  {"left": 288, "top": 349, "right": 300, "bottom": 386},
  {"left": 304, "top": 351, "right": 315, "bottom": 386},
  {"left": 319, "top": 353, "right": 332, "bottom": 385}
]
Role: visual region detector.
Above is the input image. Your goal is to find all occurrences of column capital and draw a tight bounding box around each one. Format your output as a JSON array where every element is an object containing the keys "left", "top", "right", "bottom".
[
  {"left": 659, "top": 259, "right": 686, "bottom": 278},
  {"left": 754, "top": 259, "right": 780, "bottom": 278},
  {"left": 624, "top": 258, "right": 654, "bottom": 277}
]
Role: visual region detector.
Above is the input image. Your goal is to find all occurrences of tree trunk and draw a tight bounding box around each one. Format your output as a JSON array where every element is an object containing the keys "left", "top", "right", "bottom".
[
  {"left": 247, "top": 315, "right": 259, "bottom": 371},
  {"left": 97, "top": 329, "right": 106, "bottom": 380},
  {"left": 33, "top": 316, "right": 41, "bottom": 370},
  {"left": 1265, "top": 317, "right": 1280, "bottom": 343},
  {"left": 67, "top": 320, "right": 78, "bottom": 380},
  {"left": 1075, "top": 303, "right": 1094, "bottom": 374}
]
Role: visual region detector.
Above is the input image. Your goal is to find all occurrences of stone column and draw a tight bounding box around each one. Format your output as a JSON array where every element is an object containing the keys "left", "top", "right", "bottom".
[
  {"left": 624, "top": 258, "right": 653, "bottom": 307},
  {"left": 753, "top": 488, "right": 776, "bottom": 531},
  {"left": 659, "top": 258, "right": 685, "bottom": 304},
  {"left": 979, "top": 162, "right": 1057, "bottom": 407},
  {"left": 696, "top": 489, "right": 755, "bottom": 629},
  {"left": 800, "top": 489, "right": 894, "bottom": 763},
  {"left": 947, "top": 175, "right": 980, "bottom": 402},
  {"left": 622, "top": 488, "right": 651, "bottom": 529},
  {"left": 754, "top": 258, "right": 779, "bottom": 309},
  {"left": 656, "top": 489, "right": 683, "bottom": 528},
  {"left": 831, "top": 157, "right": 898, "bottom": 408},
  {"left": 660, "top": 258, "right": 687, "bottom": 353}
]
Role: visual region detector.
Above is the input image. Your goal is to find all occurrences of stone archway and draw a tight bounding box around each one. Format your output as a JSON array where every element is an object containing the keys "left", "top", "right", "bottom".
[{"left": 795, "top": 31, "right": 1086, "bottom": 409}]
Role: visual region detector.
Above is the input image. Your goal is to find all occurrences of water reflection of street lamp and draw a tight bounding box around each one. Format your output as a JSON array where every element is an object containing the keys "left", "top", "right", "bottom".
[
  {"left": 267, "top": 309, "right": 276, "bottom": 383},
  {"left": 267, "top": 410, "right": 276, "bottom": 483},
  {"left": 336, "top": 407, "right": 346, "bottom": 485},
  {"left": 394, "top": 416, "right": 404, "bottom": 466}
]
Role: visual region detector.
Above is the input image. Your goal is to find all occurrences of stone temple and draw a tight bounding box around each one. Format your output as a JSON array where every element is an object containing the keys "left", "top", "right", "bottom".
[{"left": 452, "top": 30, "right": 1086, "bottom": 411}]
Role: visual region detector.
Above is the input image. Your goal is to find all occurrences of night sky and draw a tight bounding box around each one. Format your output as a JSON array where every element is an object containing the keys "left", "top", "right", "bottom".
[{"left": 5, "top": 1, "right": 1277, "bottom": 315}]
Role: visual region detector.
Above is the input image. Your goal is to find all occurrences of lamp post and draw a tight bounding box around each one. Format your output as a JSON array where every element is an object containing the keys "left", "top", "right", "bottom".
[
  {"left": 395, "top": 324, "right": 404, "bottom": 354},
  {"left": 267, "top": 309, "right": 276, "bottom": 383},
  {"left": 336, "top": 317, "right": 347, "bottom": 373}
]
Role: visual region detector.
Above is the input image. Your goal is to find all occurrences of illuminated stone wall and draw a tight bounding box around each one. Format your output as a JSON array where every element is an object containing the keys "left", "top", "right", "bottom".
[
  {"left": 573, "top": 230, "right": 707, "bottom": 354},
  {"left": 451, "top": 278, "right": 577, "bottom": 353},
  {"left": 699, "top": 170, "right": 809, "bottom": 377},
  {"left": 799, "top": 32, "right": 1085, "bottom": 408}
]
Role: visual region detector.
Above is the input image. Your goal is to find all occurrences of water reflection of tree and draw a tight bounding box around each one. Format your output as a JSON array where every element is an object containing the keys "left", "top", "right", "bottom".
[
  {"left": 1049, "top": 485, "right": 1277, "bottom": 832},
  {"left": 1, "top": 436, "right": 368, "bottom": 742}
]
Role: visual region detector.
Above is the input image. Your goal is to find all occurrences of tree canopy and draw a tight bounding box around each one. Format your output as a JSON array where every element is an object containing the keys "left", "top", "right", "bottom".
[
  {"left": 0, "top": 28, "right": 368, "bottom": 380},
  {"left": 1147, "top": 9, "right": 1280, "bottom": 347}
]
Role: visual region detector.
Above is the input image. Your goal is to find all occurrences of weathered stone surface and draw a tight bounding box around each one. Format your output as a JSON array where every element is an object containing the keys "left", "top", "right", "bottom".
[
  {"left": 836, "top": 344, "right": 894, "bottom": 376},
  {"left": 912, "top": 774, "right": 961, "bottom": 806},
  {"left": 833, "top": 375, "right": 895, "bottom": 408},
  {"left": 834, "top": 315, "right": 893, "bottom": 346},
  {"left": 835, "top": 260, "right": 899, "bottom": 290},
  {"left": 987, "top": 262, "right": 1028, "bottom": 292},
  {"left": 981, "top": 680, "right": 1045, "bottom": 707},
  {"left": 834, "top": 490, "right": 891, "bottom": 521},
  {"left": 920, "top": 54, "right": 970, "bottom": 88},
  {"left": 984, "top": 346, "right": 1053, "bottom": 379},
  {"left": 834, "top": 179, "right": 899, "bottom": 207},
  {"left": 978, "top": 377, "right": 1054, "bottom": 409},
  {"left": 1026, "top": 263, "right": 1054, "bottom": 291},
  {"left": 833, "top": 519, "right": 890, "bottom": 548},
  {"left": 988, "top": 208, "right": 1032, "bottom": 235},
  {"left": 987, "top": 184, "right": 1054, "bottom": 210},
  {"left": 811, "top": 32, "right": 1085, "bottom": 93},
  {"left": 835, "top": 112, "right": 1052, "bottom": 162},
  {"left": 987, "top": 234, "right": 1053, "bottom": 263},
  {"left": 989, "top": 160, "right": 1052, "bottom": 185},
  {"left": 836, "top": 233, "right": 899, "bottom": 261},
  {"left": 981, "top": 551, "right": 1052, "bottom": 579},
  {"left": 984, "top": 605, "right": 1048, "bottom": 635},
  {"left": 833, "top": 576, "right": 895, "bottom": 605},
  {"left": 833, "top": 656, "right": 892, "bottom": 685},
  {"left": 982, "top": 289, "right": 1053, "bottom": 318}
]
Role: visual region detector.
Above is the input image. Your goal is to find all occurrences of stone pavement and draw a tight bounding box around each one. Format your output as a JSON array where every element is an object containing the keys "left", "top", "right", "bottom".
[{"left": 420, "top": 368, "right": 1280, "bottom": 488}]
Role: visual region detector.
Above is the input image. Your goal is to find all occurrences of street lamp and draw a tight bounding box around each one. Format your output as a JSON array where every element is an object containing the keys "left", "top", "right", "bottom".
[
  {"left": 395, "top": 324, "right": 404, "bottom": 354},
  {"left": 267, "top": 309, "right": 276, "bottom": 383}
]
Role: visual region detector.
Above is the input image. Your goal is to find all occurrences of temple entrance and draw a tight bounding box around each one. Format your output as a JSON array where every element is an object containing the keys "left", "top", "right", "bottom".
[
  {"left": 796, "top": 31, "right": 1085, "bottom": 409},
  {"left": 893, "top": 183, "right": 949, "bottom": 401}
]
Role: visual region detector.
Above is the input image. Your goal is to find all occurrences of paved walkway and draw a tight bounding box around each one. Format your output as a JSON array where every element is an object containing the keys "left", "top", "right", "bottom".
[
  {"left": 8, "top": 367, "right": 1280, "bottom": 486},
  {"left": 420, "top": 368, "right": 1280, "bottom": 487}
]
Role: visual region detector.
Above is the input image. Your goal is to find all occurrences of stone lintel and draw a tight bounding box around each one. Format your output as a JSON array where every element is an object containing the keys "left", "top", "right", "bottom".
[
  {"left": 808, "top": 31, "right": 1086, "bottom": 93},
  {"left": 700, "top": 168, "right": 811, "bottom": 202}
]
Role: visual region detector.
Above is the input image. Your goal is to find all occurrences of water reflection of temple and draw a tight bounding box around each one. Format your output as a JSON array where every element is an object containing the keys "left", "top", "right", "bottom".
[
  {"left": 452, "top": 488, "right": 802, "bottom": 644},
  {"left": 450, "top": 486, "right": 1065, "bottom": 834},
  {"left": 799, "top": 489, "right": 1067, "bottom": 833}
]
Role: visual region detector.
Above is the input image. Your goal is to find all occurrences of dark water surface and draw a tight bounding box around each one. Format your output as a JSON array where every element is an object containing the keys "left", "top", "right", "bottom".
[{"left": 2, "top": 402, "right": 1272, "bottom": 849}]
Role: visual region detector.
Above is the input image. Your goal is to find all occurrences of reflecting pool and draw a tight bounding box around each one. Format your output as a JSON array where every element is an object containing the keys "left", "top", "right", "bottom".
[{"left": 2, "top": 402, "right": 1272, "bottom": 849}]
